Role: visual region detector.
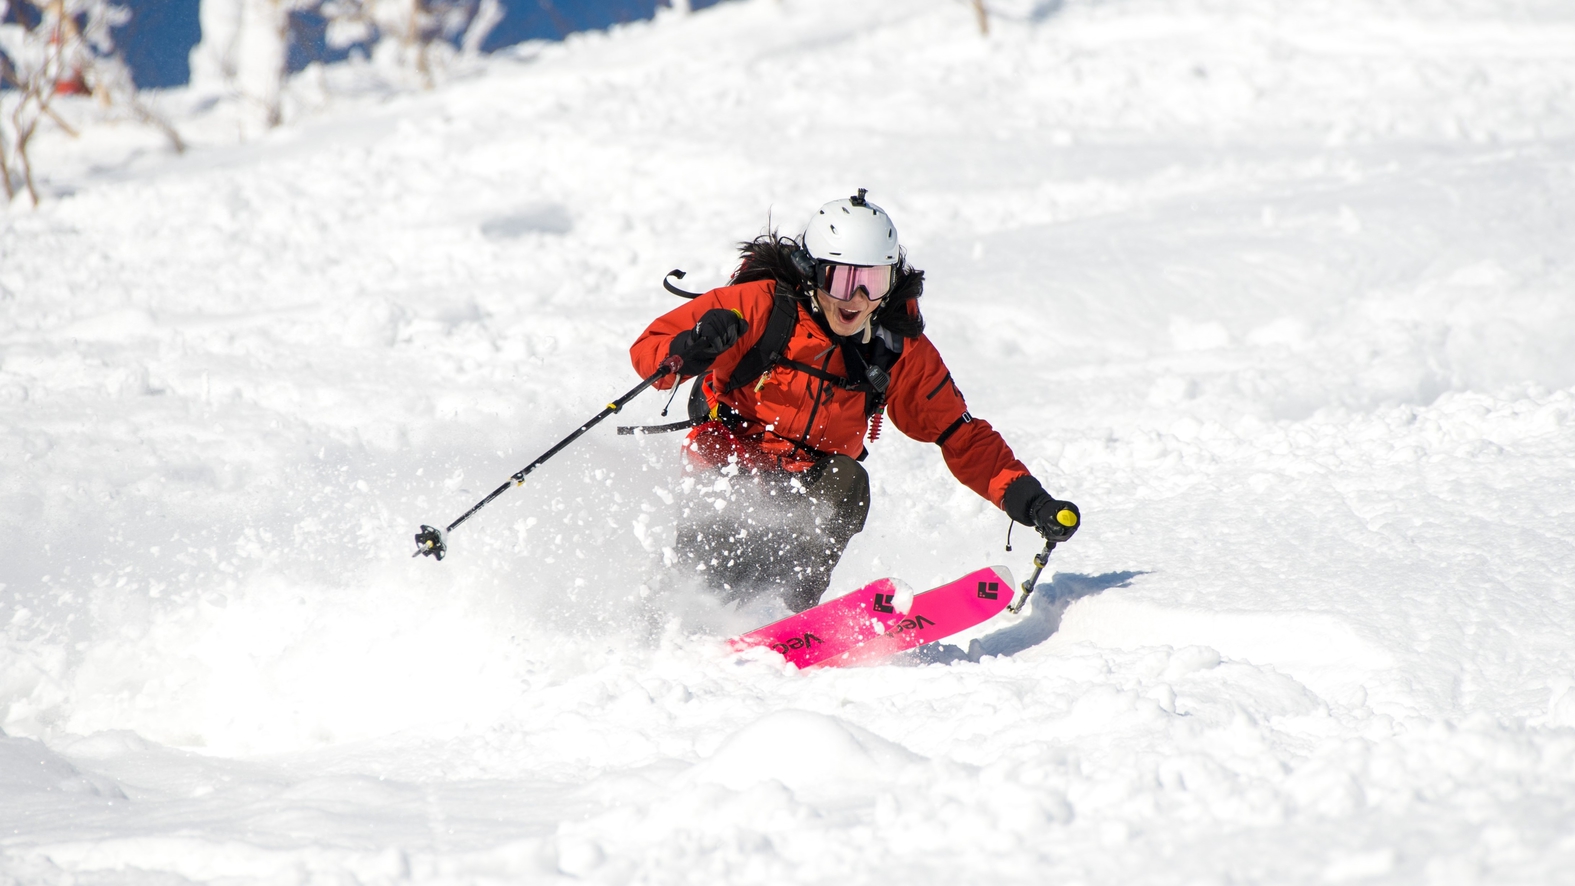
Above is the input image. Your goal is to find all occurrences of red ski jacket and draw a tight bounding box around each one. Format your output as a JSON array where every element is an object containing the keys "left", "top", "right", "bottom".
[{"left": 630, "top": 280, "right": 1031, "bottom": 509}]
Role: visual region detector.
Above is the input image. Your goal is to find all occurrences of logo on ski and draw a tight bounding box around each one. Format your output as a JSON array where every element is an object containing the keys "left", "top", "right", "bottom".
[
  {"left": 977, "top": 581, "right": 999, "bottom": 600},
  {"left": 882, "top": 614, "right": 935, "bottom": 637},
  {"left": 771, "top": 633, "right": 823, "bottom": 654},
  {"left": 873, "top": 593, "right": 895, "bottom": 614}
]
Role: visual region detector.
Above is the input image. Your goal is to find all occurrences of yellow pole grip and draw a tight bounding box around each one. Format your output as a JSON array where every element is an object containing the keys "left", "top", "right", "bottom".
[{"left": 1056, "top": 509, "right": 1078, "bottom": 528}]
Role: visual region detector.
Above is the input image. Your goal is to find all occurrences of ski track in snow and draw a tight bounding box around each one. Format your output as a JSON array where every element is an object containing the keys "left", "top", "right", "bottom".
[{"left": 3, "top": 0, "right": 1575, "bottom": 882}]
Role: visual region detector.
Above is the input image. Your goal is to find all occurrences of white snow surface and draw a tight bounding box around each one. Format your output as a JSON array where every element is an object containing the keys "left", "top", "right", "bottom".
[{"left": 5, "top": 0, "right": 1575, "bottom": 882}]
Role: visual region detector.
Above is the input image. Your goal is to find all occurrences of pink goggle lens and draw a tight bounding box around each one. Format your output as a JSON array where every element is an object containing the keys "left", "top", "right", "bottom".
[{"left": 822, "top": 263, "right": 893, "bottom": 301}]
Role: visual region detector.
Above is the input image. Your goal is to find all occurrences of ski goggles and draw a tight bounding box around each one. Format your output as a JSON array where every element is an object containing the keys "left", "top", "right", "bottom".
[{"left": 817, "top": 262, "right": 894, "bottom": 302}]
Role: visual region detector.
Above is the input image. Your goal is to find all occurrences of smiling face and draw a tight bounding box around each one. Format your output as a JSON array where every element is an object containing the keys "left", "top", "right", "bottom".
[{"left": 815, "top": 288, "right": 880, "bottom": 337}]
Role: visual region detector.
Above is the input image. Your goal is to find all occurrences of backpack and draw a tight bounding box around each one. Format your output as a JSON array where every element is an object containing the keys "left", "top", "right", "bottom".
[{"left": 617, "top": 272, "right": 901, "bottom": 438}]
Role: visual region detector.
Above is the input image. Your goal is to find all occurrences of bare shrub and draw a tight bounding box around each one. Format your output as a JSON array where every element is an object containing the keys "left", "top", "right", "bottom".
[
  {"left": 192, "top": 0, "right": 502, "bottom": 129},
  {"left": 0, "top": 0, "right": 183, "bottom": 206},
  {"left": 319, "top": 0, "right": 503, "bottom": 89}
]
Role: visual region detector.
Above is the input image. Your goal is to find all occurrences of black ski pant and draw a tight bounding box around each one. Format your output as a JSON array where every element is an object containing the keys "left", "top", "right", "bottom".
[{"left": 673, "top": 454, "right": 870, "bottom": 612}]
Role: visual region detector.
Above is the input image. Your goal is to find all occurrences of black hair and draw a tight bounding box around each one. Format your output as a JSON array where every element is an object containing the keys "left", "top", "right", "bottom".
[{"left": 729, "top": 231, "right": 926, "bottom": 340}]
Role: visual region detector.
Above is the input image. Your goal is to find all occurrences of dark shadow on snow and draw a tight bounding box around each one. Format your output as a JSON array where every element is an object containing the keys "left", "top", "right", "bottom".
[{"left": 898, "top": 570, "right": 1149, "bottom": 666}]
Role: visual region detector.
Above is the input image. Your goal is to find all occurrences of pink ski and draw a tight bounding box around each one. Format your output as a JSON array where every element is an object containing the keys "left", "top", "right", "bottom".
[
  {"left": 729, "top": 566, "right": 1016, "bottom": 669},
  {"left": 824, "top": 566, "right": 1015, "bottom": 667},
  {"left": 728, "top": 577, "right": 904, "bottom": 669}
]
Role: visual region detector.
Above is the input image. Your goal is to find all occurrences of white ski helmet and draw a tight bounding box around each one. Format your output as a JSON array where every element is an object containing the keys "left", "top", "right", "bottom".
[{"left": 803, "top": 189, "right": 899, "bottom": 266}]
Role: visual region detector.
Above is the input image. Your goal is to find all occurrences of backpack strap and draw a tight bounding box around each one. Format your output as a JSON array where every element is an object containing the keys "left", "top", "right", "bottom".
[
  {"left": 656, "top": 279, "right": 909, "bottom": 439},
  {"left": 621, "top": 278, "right": 803, "bottom": 438},
  {"left": 663, "top": 269, "right": 703, "bottom": 299},
  {"left": 722, "top": 282, "right": 801, "bottom": 395},
  {"left": 773, "top": 356, "right": 865, "bottom": 390},
  {"left": 840, "top": 328, "right": 904, "bottom": 417}
]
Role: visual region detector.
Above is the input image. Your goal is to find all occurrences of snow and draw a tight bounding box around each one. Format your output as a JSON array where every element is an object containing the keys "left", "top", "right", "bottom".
[{"left": 4, "top": 0, "right": 1575, "bottom": 882}]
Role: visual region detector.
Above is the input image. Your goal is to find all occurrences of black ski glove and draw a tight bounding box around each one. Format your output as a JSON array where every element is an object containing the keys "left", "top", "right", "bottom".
[
  {"left": 668, "top": 308, "right": 748, "bottom": 375},
  {"left": 1031, "top": 495, "right": 1080, "bottom": 541},
  {"left": 1002, "top": 475, "right": 1081, "bottom": 543}
]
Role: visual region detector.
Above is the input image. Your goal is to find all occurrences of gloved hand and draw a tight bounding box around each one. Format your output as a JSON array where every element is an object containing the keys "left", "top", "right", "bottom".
[
  {"left": 1029, "top": 494, "right": 1080, "bottom": 542},
  {"left": 1003, "top": 475, "right": 1081, "bottom": 543},
  {"left": 668, "top": 308, "right": 748, "bottom": 375}
]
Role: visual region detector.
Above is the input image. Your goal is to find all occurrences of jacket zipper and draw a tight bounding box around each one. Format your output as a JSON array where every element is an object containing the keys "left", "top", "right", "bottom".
[{"left": 792, "top": 347, "right": 838, "bottom": 455}]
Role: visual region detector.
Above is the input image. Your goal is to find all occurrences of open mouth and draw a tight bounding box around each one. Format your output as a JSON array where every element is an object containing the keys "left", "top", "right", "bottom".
[{"left": 837, "top": 307, "right": 861, "bottom": 324}]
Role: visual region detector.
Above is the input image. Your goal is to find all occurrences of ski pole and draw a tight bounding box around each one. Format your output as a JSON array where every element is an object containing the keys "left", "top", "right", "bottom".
[
  {"left": 1006, "top": 538, "right": 1056, "bottom": 615},
  {"left": 413, "top": 354, "right": 684, "bottom": 561}
]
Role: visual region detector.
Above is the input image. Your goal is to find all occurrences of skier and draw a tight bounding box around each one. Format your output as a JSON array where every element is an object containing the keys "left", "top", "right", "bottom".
[{"left": 630, "top": 190, "right": 1080, "bottom": 611}]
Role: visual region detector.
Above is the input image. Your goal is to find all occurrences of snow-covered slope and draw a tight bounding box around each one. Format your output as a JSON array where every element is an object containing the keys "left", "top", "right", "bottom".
[{"left": 4, "top": 0, "right": 1575, "bottom": 882}]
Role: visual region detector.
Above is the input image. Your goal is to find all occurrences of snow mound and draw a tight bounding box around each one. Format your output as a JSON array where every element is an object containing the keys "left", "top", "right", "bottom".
[
  {"left": 0, "top": 733, "right": 125, "bottom": 798},
  {"left": 687, "top": 709, "right": 924, "bottom": 793},
  {"left": 1055, "top": 596, "right": 1391, "bottom": 702}
]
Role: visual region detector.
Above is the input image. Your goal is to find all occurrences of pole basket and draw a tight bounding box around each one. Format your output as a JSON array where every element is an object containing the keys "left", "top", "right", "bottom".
[{"left": 413, "top": 525, "right": 447, "bottom": 560}]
